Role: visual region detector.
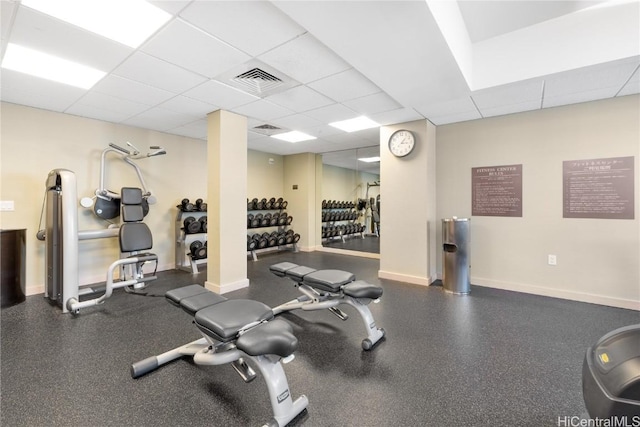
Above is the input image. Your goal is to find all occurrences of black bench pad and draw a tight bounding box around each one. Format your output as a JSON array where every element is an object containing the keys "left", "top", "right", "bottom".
[
  {"left": 195, "top": 300, "right": 274, "bottom": 342},
  {"left": 269, "top": 262, "right": 299, "bottom": 277},
  {"left": 342, "top": 280, "right": 383, "bottom": 299},
  {"left": 165, "top": 285, "right": 227, "bottom": 315},
  {"left": 303, "top": 269, "right": 355, "bottom": 292},
  {"left": 286, "top": 266, "right": 317, "bottom": 282},
  {"left": 165, "top": 284, "right": 209, "bottom": 306},
  {"left": 236, "top": 319, "right": 298, "bottom": 358}
]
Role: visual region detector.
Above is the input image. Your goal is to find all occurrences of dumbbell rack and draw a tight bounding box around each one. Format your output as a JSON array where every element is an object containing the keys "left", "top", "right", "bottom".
[
  {"left": 321, "top": 200, "right": 364, "bottom": 243},
  {"left": 247, "top": 197, "right": 299, "bottom": 261},
  {"left": 175, "top": 208, "right": 208, "bottom": 274}
]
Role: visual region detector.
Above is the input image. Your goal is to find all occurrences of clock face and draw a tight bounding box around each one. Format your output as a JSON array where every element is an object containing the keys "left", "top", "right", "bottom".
[{"left": 389, "top": 130, "right": 415, "bottom": 157}]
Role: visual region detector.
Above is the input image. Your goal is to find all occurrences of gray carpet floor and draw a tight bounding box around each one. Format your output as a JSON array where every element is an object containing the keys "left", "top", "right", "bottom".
[{"left": 1, "top": 251, "right": 638, "bottom": 426}]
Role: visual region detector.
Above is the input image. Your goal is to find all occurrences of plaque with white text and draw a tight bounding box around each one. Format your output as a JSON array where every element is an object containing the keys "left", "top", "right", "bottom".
[
  {"left": 563, "top": 156, "right": 634, "bottom": 219},
  {"left": 472, "top": 164, "right": 523, "bottom": 217}
]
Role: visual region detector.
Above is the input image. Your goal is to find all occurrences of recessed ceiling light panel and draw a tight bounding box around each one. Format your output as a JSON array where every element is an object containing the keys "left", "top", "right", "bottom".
[
  {"left": 21, "top": 0, "right": 172, "bottom": 48},
  {"left": 2, "top": 43, "right": 106, "bottom": 89},
  {"left": 329, "top": 115, "right": 379, "bottom": 132},
  {"left": 271, "top": 131, "right": 317, "bottom": 143}
]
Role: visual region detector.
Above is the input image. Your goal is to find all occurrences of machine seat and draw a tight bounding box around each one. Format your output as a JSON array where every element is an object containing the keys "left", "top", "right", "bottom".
[
  {"left": 342, "top": 280, "right": 383, "bottom": 299},
  {"left": 236, "top": 319, "right": 298, "bottom": 358},
  {"left": 195, "top": 300, "right": 274, "bottom": 342},
  {"left": 302, "top": 269, "right": 355, "bottom": 293}
]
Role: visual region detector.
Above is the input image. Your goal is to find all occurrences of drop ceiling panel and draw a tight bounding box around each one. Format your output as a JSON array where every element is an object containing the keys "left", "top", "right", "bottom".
[
  {"left": 65, "top": 103, "right": 133, "bottom": 123},
  {"left": 544, "top": 58, "right": 640, "bottom": 98},
  {"left": 148, "top": 0, "right": 192, "bottom": 15},
  {"left": 179, "top": 1, "right": 305, "bottom": 56},
  {"left": 543, "top": 87, "right": 620, "bottom": 108},
  {"left": 123, "top": 107, "right": 199, "bottom": 132},
  {"left": 1, "top": 1, "right": 16, "bottom": 40},
  {"left": 428, "top": 110, "right": 482, "bottom": 126},
  {"left": 9, "top": 6, "right": 132, "bottom": 71},
  {"left": 183, "top": 80, "right": 258, "bottom": 109},
  {"left": 0, "top": 69, "right": 85, "bottom": 112},
  {"left": 415, "top": 96, "right": 477, "bottom": 118},
  {"left": 307, "top": 68, "right": 381, "bottom": 102},
  {"left": 167, "top": 119, "right": 207, "bottom": 140},
  {"left": 617, "top": 66, "right": 640, "bottom": 96},
  {"left": 232, "top": 99, "right": 294, "bottom": 121},
  {"left": 472, "top": 80, "right": 543, "bottom": 110},
  {"left": 479, "top": 99, "right": 541, "bottom": 118},
  {"left": 303, "top": 124, "right": 344, "bottom": 139},
  {"left": 304, "top": 103, "right": 358, "bottom": 123},
  {"left": 258, "top": 33, "right": 350, "bottom": 84},
  {"left": 69, "top": 91, "right": 151, "bottom": 118},
  {"left": 271, "top": 113, "right": 322, "bottom": 131},
  {"left": 142, "top": 19, "right": 250, "bottom": 78},
  {"left": 372, "top": 108, "right": 425, "bottom": 126},
  {"left": 342, "top": 92, "right": 401, "bottom": 116},
  {"left": 113, "top": 52, "right": 207, "bottom": 94},
  {"left": 266, "top": 86, "right": 333, "bottom": 112},
  {"left": 92, "top": 75, "right": 175, "bottom": 106},
  {"left": 158, "top": 95, "right": 218, "bottom": 117}
]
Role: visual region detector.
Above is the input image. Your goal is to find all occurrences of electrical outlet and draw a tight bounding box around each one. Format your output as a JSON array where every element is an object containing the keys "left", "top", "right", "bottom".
[
  {"left": 0, "top": 200, "right": 15, "bottom": 211},
  {"left": 548, "top": 254, "right": 557, "bottom": 266}
]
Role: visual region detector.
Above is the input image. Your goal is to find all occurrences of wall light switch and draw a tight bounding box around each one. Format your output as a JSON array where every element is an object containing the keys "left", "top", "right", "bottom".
[
  {"left": 548, "top": 254, "right": 557, "bottom": 266},
  {"left": 0, "top": 200, "right": 15, "bottom": 211}
]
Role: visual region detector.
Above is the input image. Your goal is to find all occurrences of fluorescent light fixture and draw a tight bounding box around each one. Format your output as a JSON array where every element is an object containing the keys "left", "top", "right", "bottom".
[
  {"left": 21, "top": 0, "right": 172, "bottom": 48},
  {"left": 358, "top": 157, "right": 380, "bottom": 163},
  {"left": 2, "top": 43, "right": 106, "bottom": 89},
  {"left": 329, "top": 116, "right": 379, "bottom": 132},
  {"left": 271, "top": 131, "right": 317, "bottom": 143}
]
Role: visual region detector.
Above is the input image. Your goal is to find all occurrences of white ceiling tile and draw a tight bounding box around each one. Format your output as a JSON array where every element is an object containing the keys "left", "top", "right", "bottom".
[
  {"left": 342, "top": 92, "right": 401, "bottom": 116},
  {"left": 142, "top": 19, "right": 250, "bottom": 78},
  {"left": 617, "top": 66, "right": 640, "bottom": 96},
  {"left": 543, "top": 87, "right": 620, "bottom": 109},
  {"left": 65, "top": 103, "right": 133, "bottom": 123},
  {"left": 265, "top": 86, "right": 333, "bottom": 112},
  {"left": 372, "top": 108, "right": 425, "bottom": 126},
  {"left": 472, "top": 80, "right": 543, "bottom": 110},
  {"left": 297, "top": 124, "right": 344, "bottom": 140},
  {"left": 183, "top": 80, "right": 258, "bottom": 109},
  {"left": 158, "top": 95, "right": 218, "bottom": 117},
  {"left": 304, "top": 103, "right": 358, "bottom": 123},
  {"left": 307, "top": 68, "right": 381, "bottom": 102},
  {"left": 148, "top": 1, "right": 192, "bottom": 15},
  {"left": 258, "top": 33, "right": 350, "bottom": 84},
  {"left": 231, "top": 99, "right": 294, "bottom": 121},
  {"left": 167, "top": 119, "right": 207, "bottom": 140},
  {"left": 9, "top": 6, "right": 132, "bottom": 71},
  {"left": 544, "top": 58, "right": 640, "bottom": 98},
  {"left": 0, "top": 69, "right": 85, "bottom": 112},
  {"left": 271, "top": 114, "right": 322, "bottom": 131},
  {"left": 69, "top": 91, "right": 150, "bottom": 117},
  {"left": 429, "top": 110, "right": 482, "bottom": 125},
  {"left": 479, "top": 100, "right": 541, "bottom": 118},
  {"left": 415, "top": 97, "right": 478, "bottom": 118},
  {"left": 1, "top": 1, "right": 17, "bottom": 40},
  {"left": 92, "top": 75, "right": 175, "bottom": 106},
  {"left": 180, "top": 1, "right": 305, "bottom": 56},
  {"left": 123, "top": 107, "right": 198, "bottom": 132},
  {"left": 113, "top": 52, "right": 207, "bottom": 94}
]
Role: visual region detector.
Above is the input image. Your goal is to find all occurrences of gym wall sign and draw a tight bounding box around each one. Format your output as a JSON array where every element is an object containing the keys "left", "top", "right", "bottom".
[{"left": 472, "top": 164, "right": 523, "bottom": 217}]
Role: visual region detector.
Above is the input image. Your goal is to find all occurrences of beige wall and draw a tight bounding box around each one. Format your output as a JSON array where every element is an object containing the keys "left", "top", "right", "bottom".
[
  {"left": 247, "top": 150, "right": 284, "bottom": 200},
  {"left": 0, "top": 102, "right": 208, "bottom": 295},
  {"left": 437, "top": 95, "right": 640, "bottom": 309}
]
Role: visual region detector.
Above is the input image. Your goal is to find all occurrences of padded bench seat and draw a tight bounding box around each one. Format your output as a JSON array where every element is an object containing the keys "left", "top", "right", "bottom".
[{"left": 195, "top": 300, "right": 274, "bottom": 342}]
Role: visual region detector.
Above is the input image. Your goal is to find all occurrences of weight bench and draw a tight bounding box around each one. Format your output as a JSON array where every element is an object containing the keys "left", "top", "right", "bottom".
[
  {"left": 131, "top": 284, "right": 308, "bottom": 427},
  {"left": 269, "top": 262, "right": 385, "bottom": 350}
]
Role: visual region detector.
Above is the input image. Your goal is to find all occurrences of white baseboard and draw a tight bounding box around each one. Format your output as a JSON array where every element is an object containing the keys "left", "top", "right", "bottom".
[
  {"left": 317, "top": 246, "right": 380, "bottom": 259},
  {"left": 472, "top": 276, "right": 640, "bottom": 311},
  {"left": 205, "top": 278, "right": 249, "bottom": 294},
  {"left": 378, "top": 270, "right": 432, "bottom": 286}
]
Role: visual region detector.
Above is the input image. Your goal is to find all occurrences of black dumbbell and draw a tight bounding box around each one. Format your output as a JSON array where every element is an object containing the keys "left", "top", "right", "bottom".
[
  {"left": 274, "top": 197, "right": 283, "bottom": 209},
  {"left": 281, "top": 200, "right": 288, "bottom": 209},
  {"left": 293, "top": 233, "right": 300, "bottom": 243},
  {"left": 195, "top": 198, "right": 207, "bottom": 212},
  {"left": 190, "top": 241, "right": 207, "bottom": 259},
  {"left": 180, "top": 198, "right": 195, "bottom": 212},
  {"left": 199, "top": 216, "right": 207, "bottom": 233},
  {"left": 184, "top": 216, "right": 201, "bottom": 234}
]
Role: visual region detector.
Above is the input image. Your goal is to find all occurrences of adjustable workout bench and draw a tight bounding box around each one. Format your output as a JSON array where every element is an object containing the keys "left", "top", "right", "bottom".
[
  {"left": 131, "top": 284, "right": 308, "bottom": 427},
  {"left": 269, "top": 262, "right": 385, "bottom": 350}
]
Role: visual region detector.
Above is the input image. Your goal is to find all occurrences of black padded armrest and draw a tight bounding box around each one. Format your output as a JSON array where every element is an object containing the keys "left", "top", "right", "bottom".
[{"left": 236, "top": 319, "right": 298, "bottom": 358}]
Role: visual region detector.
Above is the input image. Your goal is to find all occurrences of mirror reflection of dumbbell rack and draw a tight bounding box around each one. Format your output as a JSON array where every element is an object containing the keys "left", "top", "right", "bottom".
[
  {"left": 175, "top": 198, "right": 208, "bottom": 274},
  {"left": 321, "top": 199, "right": 365, "bottom": 243},
  {"left": 247, "top": 197, "right": 300, "bottom": 261}
]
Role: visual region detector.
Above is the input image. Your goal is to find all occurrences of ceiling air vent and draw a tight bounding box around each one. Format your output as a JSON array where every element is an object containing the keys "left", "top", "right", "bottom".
[
  {"left": 251, "top": 123, "right": 284, "bottom": 136},
  {"left": 233, "top": 68, "right": 284, "bottom": 96}
]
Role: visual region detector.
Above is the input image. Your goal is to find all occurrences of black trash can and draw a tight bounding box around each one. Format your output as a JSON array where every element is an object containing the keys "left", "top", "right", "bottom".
[{"left": 1, "top": 229, "right": 26, "bottom": 308}]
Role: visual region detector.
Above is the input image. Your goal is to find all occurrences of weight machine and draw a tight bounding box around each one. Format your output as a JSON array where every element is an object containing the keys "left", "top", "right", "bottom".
[{"left": 359, "top": 181, "right": 380, "bottom": 237}]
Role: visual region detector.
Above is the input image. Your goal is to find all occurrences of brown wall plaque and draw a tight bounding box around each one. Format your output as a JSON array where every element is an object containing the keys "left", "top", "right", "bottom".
[
  {"left": 472, "top": 164, "right": 523, "bottom": 217},
  {"left": 563, "top": 156, "right": 635, "bottom": 219}
]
